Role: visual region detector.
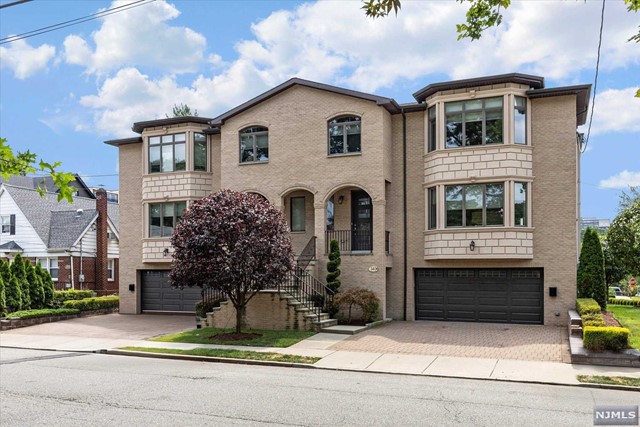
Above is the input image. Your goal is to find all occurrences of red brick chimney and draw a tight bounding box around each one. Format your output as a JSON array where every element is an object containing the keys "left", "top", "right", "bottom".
[{"left": 95, "top": 189, "right": 108, "bottom": 293}]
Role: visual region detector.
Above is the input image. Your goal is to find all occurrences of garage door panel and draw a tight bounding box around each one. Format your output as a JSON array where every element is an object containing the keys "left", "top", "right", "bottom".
[
  {"left": 415, "top": 268, "right": 543, "bottom": 325},
  {"left": 141, "top": 270, "right": 201, "bottom": 313}
]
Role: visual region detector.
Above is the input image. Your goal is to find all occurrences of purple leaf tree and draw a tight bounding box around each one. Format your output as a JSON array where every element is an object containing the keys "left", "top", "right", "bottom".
[{"left": 169, "top": 190, "right": 294, "bottom": 333}]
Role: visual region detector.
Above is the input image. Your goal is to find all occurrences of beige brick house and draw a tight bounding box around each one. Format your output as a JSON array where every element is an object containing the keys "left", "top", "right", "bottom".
[{"left": 106, "top": 73, "right": 590, "bottom": 327}]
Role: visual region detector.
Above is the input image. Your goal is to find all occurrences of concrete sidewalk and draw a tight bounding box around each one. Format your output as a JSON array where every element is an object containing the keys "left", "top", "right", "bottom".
[{"left": 1, "top": 331, "right": 638, "bottom": 387}]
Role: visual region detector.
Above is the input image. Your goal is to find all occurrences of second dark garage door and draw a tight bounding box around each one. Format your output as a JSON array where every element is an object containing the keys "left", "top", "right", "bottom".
[
  {"left": 141, "top": 270, "right": 202, "bottom": 313},
  {"left": 415, "top": 268, "right": 543, "bottom": 324}
]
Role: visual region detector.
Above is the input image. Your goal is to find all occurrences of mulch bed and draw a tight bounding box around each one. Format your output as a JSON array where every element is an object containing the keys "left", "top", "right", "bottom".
[
  {"left": 603, "top": 311, "right": 621, "bottom": 327},
  {"left": 209, "top": 333, "right": 262, "bottom": 341}
]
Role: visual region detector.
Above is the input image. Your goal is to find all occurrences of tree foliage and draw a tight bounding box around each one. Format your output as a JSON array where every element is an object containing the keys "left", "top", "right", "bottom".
[
  {"left": 2, "top": 259, "right": 22, "bottom": 312},
  {"left": 603, "top": 242, "right": 626, "bottom": 286},
  {"left": 577, "top": 228, "right": 607, "bottom": 310},
  {"left": 169, "top": 190, "right": 294, "bottom": 333},
  {"left": 168, "top": 103, "right": 198, "bottom": 118},
  {"left": 1, "top": 137, "right": 75, "bottom": 202},
  {"left": 0, "top": 274, "right": 6, "bottom": 316},
  {"left": 10, "top": 254, "right": 30, "bottom": 310},
  {"left": 326, "top": 240, "right": 342, "bottom": 293},
  {"left": 607, "top": 198, "right": 640, "bottom": 277},
  {"left": 333, "top": 288, "right": 380, "bottom": 324},
  {"left": 36, "top": 263, "right": 55, "bottom": 307},
  {"left": 25, "top": 260, "right": 45, "bottom": 309}
]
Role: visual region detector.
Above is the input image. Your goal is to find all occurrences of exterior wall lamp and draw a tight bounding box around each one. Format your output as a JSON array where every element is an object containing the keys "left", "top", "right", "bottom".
[
  {"left": 337, "top": 195, "right": 344, "bottom": 204},
  {"left": 469, "top": 241, "right": 476, "bottom": 251},
  {"left": 163, "top": 248, "right": 169, "bottom": 257}
]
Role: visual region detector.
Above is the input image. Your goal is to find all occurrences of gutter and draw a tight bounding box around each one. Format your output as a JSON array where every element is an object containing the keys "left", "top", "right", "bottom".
[{"left": 402, "top": 107, "right": 408, "bottom": 321}]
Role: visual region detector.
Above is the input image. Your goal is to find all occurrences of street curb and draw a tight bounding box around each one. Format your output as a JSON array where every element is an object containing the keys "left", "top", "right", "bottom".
[
  {"left": 104, "top": 348, "right": 639, "bottom": 392},
  {"left": 106, "top": 349, "right": 318, "bottom": 369}
]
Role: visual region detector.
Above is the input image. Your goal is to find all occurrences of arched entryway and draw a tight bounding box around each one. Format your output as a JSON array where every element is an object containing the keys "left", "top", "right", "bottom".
[
  {"left": 324, "top": 185, "right": 373, "bottom": 254},
  {"left": 281, "top": 188, "right": 316, "bottom": 257}
]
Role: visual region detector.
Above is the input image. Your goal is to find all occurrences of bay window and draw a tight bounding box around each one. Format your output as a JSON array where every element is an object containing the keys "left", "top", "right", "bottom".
[
  {"left": 445, "top": 97, "right": 503, "bottom": 148},
  {"left": 149, "top": 201, "right": 186, "bottom": 237},
  {"left": 446, "top": 183, "right": 504, "bottom": 227},
  {"left": 149, "top": 133, "right": 186, "bottom": 173}
]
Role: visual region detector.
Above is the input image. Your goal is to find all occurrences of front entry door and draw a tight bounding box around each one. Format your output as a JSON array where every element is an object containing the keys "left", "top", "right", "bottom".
[{"left": 351, "top": 190, "right": 372, "bottom": 251}]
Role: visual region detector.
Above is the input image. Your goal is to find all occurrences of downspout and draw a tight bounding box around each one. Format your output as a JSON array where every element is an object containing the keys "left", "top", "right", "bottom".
[
  {"left": 402, "top": 107, "right": 408, "bottom": 321},
  {"left": 70, "top": 253, "right": 74, "bottom": 289}
]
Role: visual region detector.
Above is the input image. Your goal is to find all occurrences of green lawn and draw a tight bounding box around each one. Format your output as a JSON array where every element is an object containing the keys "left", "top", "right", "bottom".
[
  {"left": 149, "top": 328, "right": 315, "bottom": 347},
  {"left": 121, "top": 347, "right": 320, "bottom": 364},
  {"left": 577, "top": 375, "right": 640, "bottom": 387},
  {"left": 608, "top": 305, "right": 640, "bottom": 350}
]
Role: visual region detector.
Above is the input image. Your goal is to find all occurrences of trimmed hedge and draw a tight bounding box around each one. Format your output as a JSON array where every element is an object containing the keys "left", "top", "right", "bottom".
[
  {"left": 608, "top": 298, "right": 640, "bottom": 307},
  {"left": 583, "top": 326, "right": 630, "bottom": 351},
  {"left": 195, "top": 298, "right": 222, "bottom": 319},
  {"left": 576, "top": 298, "right": 601, "bottom": 316},
  {"left": 5, "top": 308, "right": 80, "bottom": 319},
  {"left": 54, "top": 290, "right": 95, "bottom": 303},
  {"left": 62, "top": 296, "right": 119, "bottom": 311},
  {"left": 581, "top": 313, "right": 605, "bottom": 327}
]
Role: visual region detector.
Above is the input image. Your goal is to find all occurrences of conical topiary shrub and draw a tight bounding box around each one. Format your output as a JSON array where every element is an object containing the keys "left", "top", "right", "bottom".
[
  {"left": 10, "top": 254, "right": 30, "bottom": 310},
  {"left": 0, "top": 274, "right": 6, "bottom": 316},
  {"left": 326, "top": 239, "right": 342, "bottom": 294},
  {"left": 577, "top": 227, "right": 607, "bottom": 310},
  {"left": 6, "top": 274, "right": 22, "bottom": 313},
  {"left": 25, "top": 260, "right": 45, "bottom": 309},
  {"left": 35, "top": 263, "right": 55, "bottom": 307}
]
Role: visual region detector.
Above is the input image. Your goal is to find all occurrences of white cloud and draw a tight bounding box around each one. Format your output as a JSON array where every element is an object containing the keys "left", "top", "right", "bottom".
[
  {"left": 589, "top": 88, "right": 640, "bottom": 135},
  {"left": 63, "top": 0, "right": 206, "bottom": 74},
  {"left": 0, "top": 39, "right": 56, "bottom": 79},
  {"left": 599, "top": 170, "right": 640, "bottom": 189}
]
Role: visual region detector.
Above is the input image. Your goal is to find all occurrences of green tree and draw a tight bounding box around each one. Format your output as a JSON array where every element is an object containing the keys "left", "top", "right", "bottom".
[
  {"left": 1, "top": 138, "right": 75, "bottom": 202},
  {"left": 36, "top": 263, "right": 55, "bottom": 307},
  {"left": 619, "top": 186, "right": 639, "bottom": 211},
  {"left": 577, "top": 227, "right": 607, "bottom": 310},
  {"left": 607, "top": 199, "right": 640, "bottom": 277},
  {"left": 2, "top": 259, "right": 22, "bottom": 312},
  {"left": 0, "top": 274, "right": 6, "bottom": 316},
  {"left": 326, "top": 240, "right": 342, "bottom": 293},
  {"left": 25, "top": 260, "right": 45, "bottom": 309},
  {"left": 603, "top": 242, "right": 626, "bottom": 286},
  {"left": 167, "top": 103, "right": 198, "bottom": 118},
  {"left": 10, "top": 254, "right": 30, "bottom": 310}
]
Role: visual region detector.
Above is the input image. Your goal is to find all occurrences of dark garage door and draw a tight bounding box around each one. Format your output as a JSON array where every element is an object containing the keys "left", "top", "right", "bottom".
[
  {"left": 415, "top": 268, "right": 543, "bottom": 324},
  {"left": 141, "top": 270, "right": 202, "bottom": 313}
]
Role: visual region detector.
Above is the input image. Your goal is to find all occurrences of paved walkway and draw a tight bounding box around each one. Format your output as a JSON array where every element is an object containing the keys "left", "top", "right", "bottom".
[
  {"left": 1, "top": 316, "right": 637, "bottom": 387},
  {"left": 330, "top": 321, "right": 569, "bottom": 362}
]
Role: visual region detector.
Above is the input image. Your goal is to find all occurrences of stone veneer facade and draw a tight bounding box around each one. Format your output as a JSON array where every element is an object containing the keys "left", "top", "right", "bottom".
[{"left": 109, "top": 74, "right": 588, "bottom": 327}]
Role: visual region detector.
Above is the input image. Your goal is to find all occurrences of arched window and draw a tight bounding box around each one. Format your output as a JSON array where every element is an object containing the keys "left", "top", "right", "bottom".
[
  {"left": 239, "top": 126, "right": 269, "bottom": 163},
  {"left": 328, "top": 116, "right": 361, "bottom": 155}
]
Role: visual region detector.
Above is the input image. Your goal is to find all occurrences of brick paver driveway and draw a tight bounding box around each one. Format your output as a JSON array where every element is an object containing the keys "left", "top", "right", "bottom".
[
  {"left": 330, "top": 321, "right": 569, "bottom": 362},
  {"left": 1, "top": 314, "right": 194, "bottom": 340}
]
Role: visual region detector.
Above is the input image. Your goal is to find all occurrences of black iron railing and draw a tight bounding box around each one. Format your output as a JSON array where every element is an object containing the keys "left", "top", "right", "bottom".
[
  {"left": 296, "top": 236, "right": 316, "bottom": 271},
  {"left": 278, "top": 266, "right": 334, "bottom": 319},
  {"left": 201, "top": 287, "right": 226, "bottom": 305},
  {"left": 325, "top": 229, "right": 372, "bottom": 253}
]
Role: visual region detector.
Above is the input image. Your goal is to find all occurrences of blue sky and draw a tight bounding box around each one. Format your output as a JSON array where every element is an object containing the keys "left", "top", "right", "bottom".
[{"left": 1, "top": 0, "right": 638, "bottom": 220}]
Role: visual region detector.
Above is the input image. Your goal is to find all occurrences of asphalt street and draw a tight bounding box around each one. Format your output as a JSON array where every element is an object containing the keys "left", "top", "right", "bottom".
[{"left": 0, "top": 347, "right": 638, "bottom": 427}]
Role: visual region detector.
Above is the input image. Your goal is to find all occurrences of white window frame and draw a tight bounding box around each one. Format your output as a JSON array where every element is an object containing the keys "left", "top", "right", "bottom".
[
  {"left": 37, "top": 257, "right": 59, "bottom": 281},
  {"left": 107, "top": 259, "right": 115, "bottom": 281},
  {"left": 1, "top": 215, "right": 10, "bottom": 234}
]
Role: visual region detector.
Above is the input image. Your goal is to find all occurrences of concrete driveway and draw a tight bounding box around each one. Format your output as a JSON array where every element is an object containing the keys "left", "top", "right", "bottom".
[
  {"left": 330, "top": 321, "right": 570, "bottom": 363},
  {"left": 1, "top": 313, "right": 194, "bottom": 340}
]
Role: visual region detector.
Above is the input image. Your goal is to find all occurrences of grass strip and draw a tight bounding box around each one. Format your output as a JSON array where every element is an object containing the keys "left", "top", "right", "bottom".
[
  {"left": 150, "top": 327, "right": 315, "bottom": 348},
  {"left": 120, "top": 346, "right": 320, "bottom": 364},
  {"left": 607, "top": 305, "right": 640, "bottom": 350},
  {"left": 577, "top": 375, "right": 640, "bottom": 387}
]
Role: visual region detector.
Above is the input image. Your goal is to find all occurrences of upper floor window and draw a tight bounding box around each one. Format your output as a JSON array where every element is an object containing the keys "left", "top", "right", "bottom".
[
  {"left": 1, "top": 215, "right": 15, "bottom": 234},
  {"left": 149, "top": 133, "right": 186, "bottom": 173},
  {"left": 514, "top": 96, "right": 527, "bottom": 145},
  {"left": 428, "top": 187, "right": 437, "bottom": 229},
  {"left": 428, "top": 106, "right": 436, "bottom": 152},
  {"left": 514, "top": 182, "right": 528, "bottom": 226},
  {"left": 445, "top": 97, "right": 503, "bottom": 148},
  {"left": 149, "top": 201, "right": 186, "bottom": 237},
  {"left": 445, "top": 183, "right": 504, "bottom": 227},
  {"left": 328, "top": 116, "right": 361, "bottom": 155},
  {"left": 194, "top": 133, "right": 208, "bottom": 171},
  {"left": 38, "top": 257, "right": 59, "bottom": 281},
  {"left": 240, "top": 126, "right": 269, "bottom": 163},
  {"left": 107, "top": 259, "right": 115, "bottom": 281}
]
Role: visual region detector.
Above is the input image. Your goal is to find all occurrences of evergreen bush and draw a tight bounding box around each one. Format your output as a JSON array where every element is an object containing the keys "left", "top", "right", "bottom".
[
  {"left": 577, "top": 228, "right": 607, "bottom": 310},
  {"left": 326, "top": 240, "right": 342, "bottom": 294},
  {"left": 10, "top": 254, "right": 30, "bottom": 309},
  {"left": 25, "top": 260, "right": 45, "bottom": 309}
]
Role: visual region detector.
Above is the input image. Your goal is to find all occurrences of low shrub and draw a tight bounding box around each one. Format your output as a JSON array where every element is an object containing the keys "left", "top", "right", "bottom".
[
  {"left": 576, "top": 298, "right": 601, "bottom": 316},
  {"left": 195, "top": 298, "right": 222, "bottom": 318},
  {"left": 581, "top": 313, "right": 605, "bottom": 327},
  {"left": 608, "top": 298, "right": 640, "bottom": 307},
  {"left": 333, "top": 288, "right": 380, "bottom": 324},
  {"left": 53, "top": 290, "right": 95, "bottom": 305},
  {"left": 4, "top": 308, "right": 79, "bottom": 319},
  {"left": 582, "top": 326, "right": 630, "bottom": 352},
  {"left": 63, "top": 296, "right": 119, "bottom": 311}
]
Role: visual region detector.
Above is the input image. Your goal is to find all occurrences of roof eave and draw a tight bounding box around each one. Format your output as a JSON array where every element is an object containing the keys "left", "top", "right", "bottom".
[
  {"left": 526, "top": 84, "right": 592, "bottom": 126},
  {"left": 131, "top": 116, "right": 212, "bottom": 134},
  {"left": 104, "top": 137, "right": 143, "bottom": 147}
]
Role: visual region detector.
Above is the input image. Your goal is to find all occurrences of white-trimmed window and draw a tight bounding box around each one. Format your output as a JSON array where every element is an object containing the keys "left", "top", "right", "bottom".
[
  {"left": 107, "top": 259, "right": 115, "bottom": 281},
  {"left": 1, "top": 215, "right": 13, "bottom": 234},
  {"left": 38, "top": 257, "right": 59, "bottom": 281}
]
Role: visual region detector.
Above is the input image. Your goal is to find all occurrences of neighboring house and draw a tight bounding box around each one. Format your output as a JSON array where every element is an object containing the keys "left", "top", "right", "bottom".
[
  {"left": 0, "top": 183, "right": 119, "bottom": 295},
  {"left": 107, "top": 73, "right": 590, "bottom": 326},
  {"left": 0, "top": 174, "right": 95, "bottom": 199},
  {"left": 89, "top": 187, "right": 119, "bottom": 203}
]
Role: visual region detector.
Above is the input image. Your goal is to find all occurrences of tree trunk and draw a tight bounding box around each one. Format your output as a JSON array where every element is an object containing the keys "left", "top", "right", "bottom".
[{"left": 235, "top": 305, "right": 243, "bottom": 334}]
